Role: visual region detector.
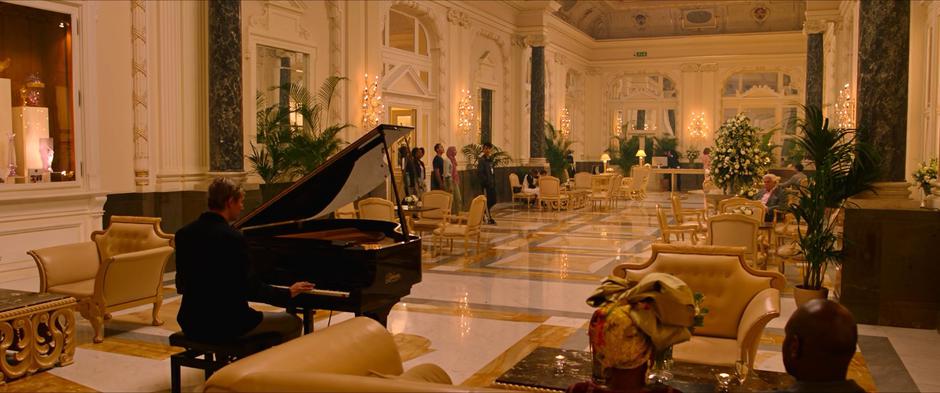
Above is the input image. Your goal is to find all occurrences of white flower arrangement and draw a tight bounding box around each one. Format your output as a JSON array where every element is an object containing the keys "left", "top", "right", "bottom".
[
  {"left": 912, "top": 158, "right": 938, "bottom": 194},
  {"left": 710, "top": 113, "right": 772, "bottom": 195},
  {"left": 404, "top": 195, "right": 418, "bottom": 203}
]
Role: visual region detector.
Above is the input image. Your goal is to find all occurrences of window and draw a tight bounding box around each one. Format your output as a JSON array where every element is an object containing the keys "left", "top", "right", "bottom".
[
  {"left": 721, "top": 70, "right": 803, "bottom": 165},
  {"left": 608, "top": 74, "right": 679, "bottom": 137},
  {"left": 0, "top": 2, "right": 75, "bottom": 185},
  {"left": 255, "top": 45, "right": 309, "bottom": 137},
  {"left": 479, "top": 88, "right": 493, "bottom": 144},
  {"left": 385, "top": 10, "right": 429, "bottom": 57}
]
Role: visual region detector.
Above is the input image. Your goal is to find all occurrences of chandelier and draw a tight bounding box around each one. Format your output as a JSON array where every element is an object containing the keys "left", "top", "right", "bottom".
[
  {"left": 457, "top": 89, "right": 476, "bottom": 137},
  {"left": 835, "top": 83, "right": 855, "bottom": 129},
  {"left": 688, "top": 112, "right": 708, "bottom": 140},
  {"left": 559, "top": 107, "right": 571, "bottom": 138},
  {"left": 360, "top": 74, "right": 384, "bottom": 130}
]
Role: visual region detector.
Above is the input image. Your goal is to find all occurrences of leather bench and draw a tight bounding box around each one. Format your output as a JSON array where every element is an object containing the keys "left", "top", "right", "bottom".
[{"left": 169, "top": 331, "right": 281, "bottom": 393}]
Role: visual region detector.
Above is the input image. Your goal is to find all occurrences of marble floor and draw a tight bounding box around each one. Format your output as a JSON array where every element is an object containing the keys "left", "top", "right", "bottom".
[{"left": 0, "top": 192, "right": 937, "bottom": 392}]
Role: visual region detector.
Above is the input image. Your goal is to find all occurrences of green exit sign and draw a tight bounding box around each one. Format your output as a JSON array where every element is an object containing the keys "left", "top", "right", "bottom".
[{"left": 634, "top": 51, "right": 648, "bottom": 57}]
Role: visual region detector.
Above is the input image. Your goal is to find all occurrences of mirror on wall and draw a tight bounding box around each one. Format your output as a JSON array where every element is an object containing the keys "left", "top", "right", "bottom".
[{"left": 256, "top": 44, "right": 309, "bottom": 130}]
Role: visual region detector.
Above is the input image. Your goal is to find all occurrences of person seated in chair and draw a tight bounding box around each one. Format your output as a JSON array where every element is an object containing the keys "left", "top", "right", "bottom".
[
  {"left": 783, "top": 299, "right": 865, "bottom": 392},
  {"left": 522, "top": 168, "right": 540, "bottom": 197},
  {"left": 754, "top": 173, "right": 785, "bottom": 221},
  {"left": 175, "top": 177, "right": 314, "bottom": 343},
  {"left": 780, "top": 163, "right": 808, "bottom": 189}
]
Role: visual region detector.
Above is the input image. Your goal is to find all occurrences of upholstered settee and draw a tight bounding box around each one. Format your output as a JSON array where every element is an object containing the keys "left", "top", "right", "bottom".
[
  {"left": 29, "top": 216, "right": 174, "bottom": 343},
  {"left": 612, "top": 243, "right": 785, "bottom": 369},
  {"left": 204, "top": 317, "right": 502, "bottom": 392}
]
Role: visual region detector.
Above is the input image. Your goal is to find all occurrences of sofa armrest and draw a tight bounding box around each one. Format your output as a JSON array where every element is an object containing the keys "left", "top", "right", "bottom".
[
  {"left": 28, "top": 241, "right": 100, "bottom": 291},
  {"left": 736, "top": 287, "right": 780, "bottom": 367},
  {"left": 206, "top": 371, "right": 506, "bottom": 393},
  {"left": 98, "top": 246, "right": 174, "bottom": 305}
]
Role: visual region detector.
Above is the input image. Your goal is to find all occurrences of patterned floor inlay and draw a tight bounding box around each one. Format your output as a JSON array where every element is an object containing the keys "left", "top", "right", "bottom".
[{"left": 0, "top": 192, "right": 935, "bottom": 391}]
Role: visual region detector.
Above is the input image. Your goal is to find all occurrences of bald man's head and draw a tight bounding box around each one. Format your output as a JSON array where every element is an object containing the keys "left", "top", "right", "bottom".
[{"left": 783, "top": 299, "right": 858, "bottom": 382}]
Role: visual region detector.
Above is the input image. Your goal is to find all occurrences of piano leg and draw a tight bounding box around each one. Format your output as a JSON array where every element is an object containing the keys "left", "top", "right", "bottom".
[
  {"left": 302, "top": 307, "right": 315, "bottom": 334},
  {"left": 360, "top": 304, "right": 395, "bottom": 327}
]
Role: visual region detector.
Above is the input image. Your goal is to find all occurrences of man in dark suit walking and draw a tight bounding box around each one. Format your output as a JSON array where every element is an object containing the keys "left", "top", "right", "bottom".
[{"left": 477, "top": 143, "right": 497, "bottom": 224}]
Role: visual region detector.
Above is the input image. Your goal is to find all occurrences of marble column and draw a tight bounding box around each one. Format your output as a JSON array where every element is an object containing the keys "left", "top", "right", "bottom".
[
  {"left": 805, "top": 33, "right": 824, "bottom": 110},
  {"left": 529, "top": 46, "right": 545, "bottom": 159},
  {"left": 208, "top": 0, "right": 243, "bottom": 172},
  {"left": 857, "top": 0, "right": 909, "bottom": 182}
]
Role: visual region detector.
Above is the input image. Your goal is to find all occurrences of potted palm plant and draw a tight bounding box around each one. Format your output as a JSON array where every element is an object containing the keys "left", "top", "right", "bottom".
[
  {"left": 606, "top": 134, "right": 653, "bottom": 176},
  {"left": 544, "top": 121, "right": 574, "bottom": 182},
  {"left": 787, "top": 105, "right": 879, "bottom": 306},
  {"left": 249, "top": 76, "right": 351, "bottom": 201}
]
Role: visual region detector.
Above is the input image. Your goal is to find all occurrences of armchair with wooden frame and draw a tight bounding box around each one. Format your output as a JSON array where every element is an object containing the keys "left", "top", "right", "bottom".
[
  {"left": 412, "top": 191, "right": 452, "bottom": 237},
  {"left": 670, "top": 194, "right": 707, "bottom": 236},
  {"left": 432, "top": 195, "right": 487, "bottom": 256},
  {"left": 508, "top": 173, "right": 535, "bottom": 207},
  {"left": 706, "top": 214, "right": 763, "bottom": 267},
  {"left": 28, "top": 216, "right": 175, "bottom": 343},
  {"left": 537, "top": 176, "right": 569, "bottom": 211},
  {"left": 612, "top": 244, "right": 785, "bottom": 370},
  {"left": 655, "top": 205, "right": 700, "bottom": 244}
]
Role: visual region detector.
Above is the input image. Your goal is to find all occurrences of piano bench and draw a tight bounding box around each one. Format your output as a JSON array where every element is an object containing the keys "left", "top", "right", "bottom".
[{"left": 169, "top": 331, "right": 282, "bottom": 393}]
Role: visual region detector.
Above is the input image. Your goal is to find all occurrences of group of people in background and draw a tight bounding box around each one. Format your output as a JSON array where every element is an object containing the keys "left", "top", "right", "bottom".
[{"left": 400, "top": 143, "right": 463, "bottom": 214}]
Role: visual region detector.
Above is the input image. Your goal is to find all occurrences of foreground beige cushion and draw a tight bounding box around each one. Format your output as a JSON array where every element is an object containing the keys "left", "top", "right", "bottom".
[
  {"left": 205, "top": 317, "right": 504, "bottom": 392},
  {"left": 612, "top": 243, "right": 785, "bottom": 369}
]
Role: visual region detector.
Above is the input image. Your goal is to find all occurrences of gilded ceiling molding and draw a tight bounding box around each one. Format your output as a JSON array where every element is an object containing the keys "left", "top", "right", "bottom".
[
  {"left": 511, "top": 34, "right": 527, "bottom": 48},
  {"left": 803, "top": 19, "right": 828, "bottom": 34},
  {"left": 524, "top": 34, "right": 549, "bottom": 47},
  {"left": 700, "top": 63, "right": 718, "bottom": 72},
  {"left": 446, "top": 8, "right": 471, "bottom": 28},
  {"left": 131, "top": 0, "right": 149, "bottom": 186},
  {"left": 679, "top": 63, "right": 701, "bottom": 72}
]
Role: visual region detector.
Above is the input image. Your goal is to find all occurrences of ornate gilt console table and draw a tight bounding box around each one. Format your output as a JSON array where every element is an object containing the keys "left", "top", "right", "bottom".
[{"left": 0, "top": 289, "right": 76, "bottom": 382}]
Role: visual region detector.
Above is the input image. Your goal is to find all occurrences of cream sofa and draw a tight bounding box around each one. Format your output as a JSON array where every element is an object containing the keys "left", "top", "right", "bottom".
[
  {"left": 29, "top": 216, "right": 174, "bottom": 343},
  {"left": 205, "top": 317, "right": 503, "bottom": 392},
  {"left": 612, "top": 243, "right": 785, "bottom": 369}
]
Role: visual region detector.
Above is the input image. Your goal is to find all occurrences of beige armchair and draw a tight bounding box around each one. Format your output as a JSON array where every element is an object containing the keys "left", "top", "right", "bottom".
[
  {"left": 413, "top": 191, "right": 452, "bottom": 236},
  {"left": 706, "top": 214, "right": 761, "bottom": 265},
  {"left": 205, "top": 317, "right": 496, "bottom": 392},
  {"left": 612, "top": 244, "right": 784, "bottom": 369},
  {"left": 537, "top": 176, "right": 569, "bottom": 211},
  {"left": 358, "top": 198, "right": 397, "bottom": 222},
  {"left": 432, "top": 195, "right": 487, "bottom": 256},
  {"left": 508, "top": 173, "right": 535, "bottom": 207},
  {"left": 29, "top": 216, "right": 174, "bottom": 343}
]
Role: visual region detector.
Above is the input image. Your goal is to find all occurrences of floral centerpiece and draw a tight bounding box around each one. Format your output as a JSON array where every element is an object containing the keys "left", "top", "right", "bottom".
[
  {"left": 403, "top": 195, "right": 418, "bottom": 208},
  {"left": 685, "top": 147, "right": 700, "bottom": 164},
  {"left": 710, "top": 114, "right": 772, "bottom": 196},
  {"left": 912, "top": 158, "right": 938, "bottom": 196}
]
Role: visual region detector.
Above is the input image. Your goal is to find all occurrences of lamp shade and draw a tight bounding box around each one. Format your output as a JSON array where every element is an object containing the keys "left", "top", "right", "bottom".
[
  {"left": 600, "top": 153, "right": 611, "bottom": 162},
  {"left": 635, "top": 149, "right": 647, "bottom": 158}
]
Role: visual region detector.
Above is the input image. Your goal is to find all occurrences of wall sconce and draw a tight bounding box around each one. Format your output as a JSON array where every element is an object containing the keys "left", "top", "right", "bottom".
[
  {"left": 614, "top": 111, "right": 623, "bottom": 136},
  {"left": 360, "top": 74, "right": 384, "bottom": 130},
  {"left": 457, "top": 88, "right": 475, "bottom": 137},
  {"left": 836, "top": 83, "right": 855, "bottom": 129},
  {"left": 636, "top": 149, "right": 647, "bottom": 166},
  {"left": 559, "top": 107, "right": 571, "bottom": 138},
  {"left": 688, "top": 112, "right": 708, "bottom": 140}
]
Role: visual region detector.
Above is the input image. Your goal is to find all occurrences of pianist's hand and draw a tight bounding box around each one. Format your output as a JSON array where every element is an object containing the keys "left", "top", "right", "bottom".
[{"left": 288, "top": 281, "right": 315, "bottom": 297}]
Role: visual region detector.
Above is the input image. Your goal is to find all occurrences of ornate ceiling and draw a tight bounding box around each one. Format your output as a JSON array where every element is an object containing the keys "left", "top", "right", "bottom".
[{"left": 555, "top": 0, "right": 806, "bottom": 40}]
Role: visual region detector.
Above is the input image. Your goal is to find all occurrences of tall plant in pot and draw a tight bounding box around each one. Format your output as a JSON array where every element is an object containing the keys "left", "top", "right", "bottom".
[
  {"left": 249, "top": 76, "right": 351, "bottom": 201},
  {"left": 544, "top": 121, "right": 574, "bottom": 181},
  {"left": 787, "top": 105, "right": 879, "bottom": 305}
]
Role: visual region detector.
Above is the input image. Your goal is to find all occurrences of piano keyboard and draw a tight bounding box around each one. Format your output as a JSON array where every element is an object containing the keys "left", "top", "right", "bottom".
[{"left": 270, "top": 285, "right": 351, "bottom": 298}]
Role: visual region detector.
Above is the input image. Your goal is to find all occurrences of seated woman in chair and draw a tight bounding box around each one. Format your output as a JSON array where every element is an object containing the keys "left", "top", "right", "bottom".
[{"left": 522, "top": 168, "right": 541, "bottom": 197}]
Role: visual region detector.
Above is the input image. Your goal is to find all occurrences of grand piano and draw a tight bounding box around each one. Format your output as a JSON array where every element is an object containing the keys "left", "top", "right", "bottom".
[{"left": 233, "top": 124, "right": 420, "bottom": 332}]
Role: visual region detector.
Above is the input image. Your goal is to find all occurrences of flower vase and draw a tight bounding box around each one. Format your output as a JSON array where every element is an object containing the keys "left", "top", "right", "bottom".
[
  {"left": 921, "top": 186, "right": 931, "bottom": 208},
  {"left": 647, "top": 346, "right": 674, "bottom": 384}
]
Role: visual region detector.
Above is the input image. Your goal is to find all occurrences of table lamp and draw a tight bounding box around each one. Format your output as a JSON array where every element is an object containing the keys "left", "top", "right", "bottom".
[
  {"left": 636, "top": 149, "right": 647, "bottom": 166},
  {"left": 600, "top": 153, "right": 611, "bottom": 173}
]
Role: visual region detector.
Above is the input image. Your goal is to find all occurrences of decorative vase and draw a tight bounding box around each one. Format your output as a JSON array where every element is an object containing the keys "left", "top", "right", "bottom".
[
  {"left": 647, "top": 346, "right": 674, "bottom": 384},
  {"left": 794, "top": 285, "right": 829, "bottom": 307},
  {"left": 920, "top": 186, "right": 931, "bottom": 208}
]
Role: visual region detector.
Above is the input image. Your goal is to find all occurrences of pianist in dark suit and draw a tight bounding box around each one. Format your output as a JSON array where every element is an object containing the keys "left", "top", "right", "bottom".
[{"left": 175, "top": 177, "right": 315, "bottom": 343}]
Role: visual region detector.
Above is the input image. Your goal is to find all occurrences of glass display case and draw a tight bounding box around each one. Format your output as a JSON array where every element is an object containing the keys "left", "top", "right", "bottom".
[{"left": 0, "top": 1, "right": 75, "bottom": 185}]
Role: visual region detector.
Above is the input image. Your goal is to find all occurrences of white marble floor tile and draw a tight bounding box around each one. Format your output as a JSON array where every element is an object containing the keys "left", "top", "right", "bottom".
[
  {"left": 488, "top": 252, "right": 614, "bottom": 275},
  {"left": 544, "top": 316, "right": 589, "bottom": 328},
  {"left": 571, "top": 224, "right": 658, "bottom": 238},
  {"left": 389, "top": 311, "right": 540, "bottom": 384},
  {"left": 49, "top": 348, "right": 191, "bottom": 392},
  {"left": 537, "top": 237, "right": 641, "bottom": 253},
  {"left": 408, "top": 272, "right": 598, "bottom": 315}
]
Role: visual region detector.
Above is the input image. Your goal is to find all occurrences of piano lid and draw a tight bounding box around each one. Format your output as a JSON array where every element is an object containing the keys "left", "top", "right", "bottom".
[{"left": 234, "top": 124, "right": 413, "bottom": 230}]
